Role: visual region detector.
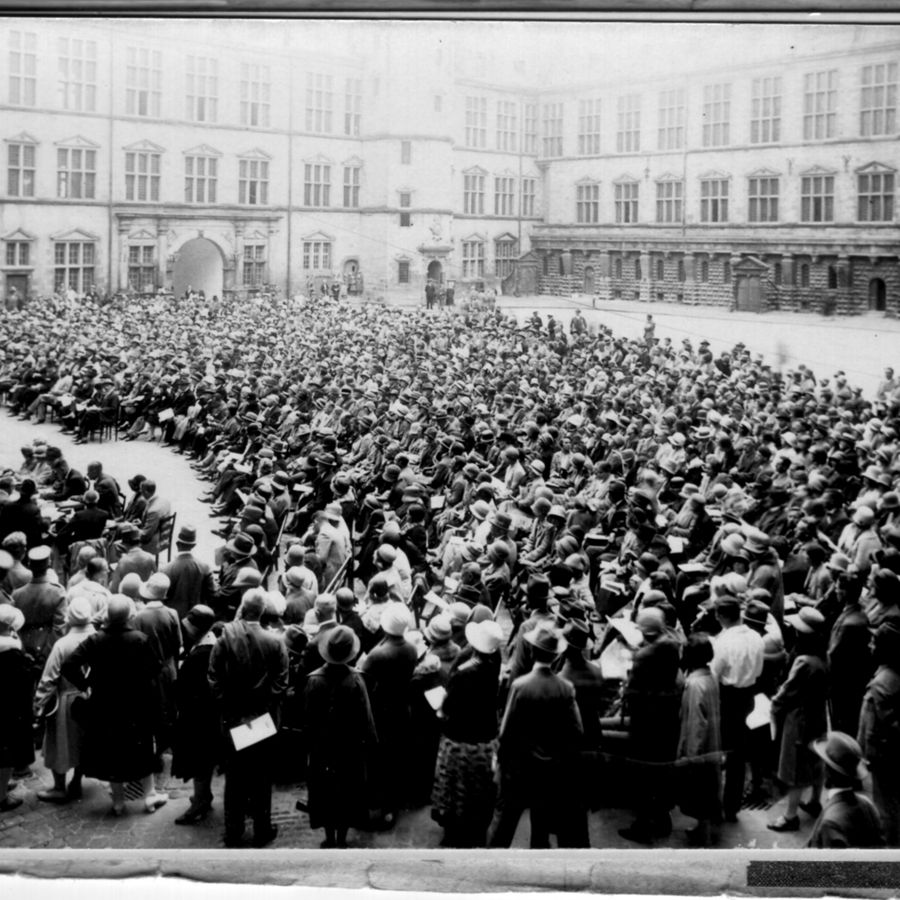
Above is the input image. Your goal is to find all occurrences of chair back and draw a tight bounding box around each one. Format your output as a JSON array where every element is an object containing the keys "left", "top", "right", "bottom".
[{"left": 157, "top": 512, "right": 177, "bottom": 564}]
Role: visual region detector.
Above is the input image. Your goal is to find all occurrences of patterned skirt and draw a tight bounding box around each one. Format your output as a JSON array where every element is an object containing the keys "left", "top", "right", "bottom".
[{"left": 430, "top": 735, "right": 497, "bottom": 826}]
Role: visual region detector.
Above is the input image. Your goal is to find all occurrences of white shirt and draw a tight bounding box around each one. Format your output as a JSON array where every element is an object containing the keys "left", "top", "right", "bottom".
[{"left": 711, "top": 623, "right": 765, "bottom": 688}]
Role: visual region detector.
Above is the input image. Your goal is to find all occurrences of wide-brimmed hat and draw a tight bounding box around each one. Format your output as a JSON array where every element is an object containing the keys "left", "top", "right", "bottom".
[
  {"left": 139, "top": 571, "right": 171, "bottom": 601},
  {"left": 489, "top": 511, "right": 512, "bottom": 532},
  {"left": 469, "top": 500, "right": 491, "bottom": 521},
  {"left": 811, "top": 731, "right": 866, "bottom": 781},
  {"left": 524, "top": 622, "right": 565, "bottom": 656},
  {"left": 465, "top": 619, "right": 503, "bottom": 655},
  {"left": 226, "top": 532, "right": 256, "bottom": 557},
  {"left": 742, "top": 527, "right": 770, "bottom": 555},
  {"left": 182, "top": 604, "right": 216, "bottom": 640},
  {"left": 786, "top": 606, "right": 826, "bottom": 634},
  {"left": 0, "top": 604, "right": 25, "bottom": 633},
  {"left": 321, "top": 624, "right": 361, "bottom": 665}
]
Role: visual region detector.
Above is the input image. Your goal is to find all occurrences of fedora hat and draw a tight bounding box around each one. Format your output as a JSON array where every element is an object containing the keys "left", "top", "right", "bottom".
[
  {"left": 524, "top": 622, "right": 565, "bottom": 656},
  {"left": 786, "top": 606, "right": 825, "bottom": 634},
  {"left": 742, "top": 527, "right": 770, "bottom": 555},
  {"left": 826, "top": 552, "right": 851, "bottom": 573},
  {"left": 139, "top": 571, "right": 171, "bottom": 601},
  {"left": 489, "top": 511, "right": 512, "bottom": 532},
  {"left": 743, "top": 598, "right": 771, "bottom": 628},
  {"left": 176, "top": 524, "right": 197, "bottom": 546},
  {"left": 425, "top": 613, "right": 453, "bottom": 643},
  {"left": 464, "top": 619, "right": 503, "bottom": 655},
  {"left": 226, "top": 532, "right": 256, "bottom": 557},
  {"left": 811, "top": 731, "right": 866, "bottom": 781},
  {"left": 562, "top": 619, "right": 591, "bottom": 651},
  {"left": 321, "top": 624, "right": 361, "bottom": 665}
]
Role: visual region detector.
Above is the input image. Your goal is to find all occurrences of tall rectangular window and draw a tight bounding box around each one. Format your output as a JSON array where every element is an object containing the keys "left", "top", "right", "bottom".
[
  {"left": 54, "top": 241, "right": 95, "bottom": 293},
  {"left": 5, "top": 241, "right": 30, "bottom": 266},
  {"left": 243, "top": 244, "right": 266, "bottom": 286},
  {"left": 398, "top": 191, "right": 411, "bottom": 227},
  {"left": 344, "top": 77, "right": 361, "bottom": 136},
  {"left": 465, "top": 96, "right": 487, "bottom": 148},
  {"left": 187, "top": 56, "right": 218, "bottom": 123},
  {"left": 496, "top": 100, "right": 518, "bottom": 151},
  {"left": 578, "top": 98, "right": 602, "bottom": 155},
  {"left": 494, "top": 176, "right": 515, "bottom": 216},
  {"left": 125, "top": 47, "right": 161, "bottom": 117},
  {"left": 302, "top": 240, "right": 331, "bottom": 271},
  {"left": 616, "top": 94, "right": 641, "bottom": 152},
  {"left": 57, "top": 147, "right": 96, "bottom": 199},
  {"left": 400, "top": 141, "right": 411, "bottom": 165},
  {"left": 9, "top": 31, "right": 37, "bottom": 107},
  {"left": 655, "top": 180, "right": 683, "bottom": 223},
  {"left": 184, "top": 155, "right": 217, "bottom": 203},
  {"left": 125, "top": 150, "right": 160, "bottom": 201},
  {"left": 614, "top": 181, "right": 638, "bottom": 223},
  {"left": 128, "top": 245, "right": 156, "bottom": 291},
  {"left": 523, "top": 102, "right": 538, "bottom": 154},
  {"left": 495, "top": 239, "right": 518, "bottom": 278},
  {"left": 801, "top": 174, "right": 834, "bottom": 222},
  {"left": 463, "top": 172, "right": 485, "bottom": 215},
  {"left": 398, "top": 260, "right": 410, "bottom": 284},
  {"left": 541, "top": 102, "right": 563, "bottom": 157},
  {"left": 240, "top": 63, "right": 271, "bottom": 127},
  {"left": 751, "top": 76, "right": 781, "bottom": 143},
  {"left": 748, "top": 176, "right": 779, "bottom": 222},
  {"left": 702, "top": 83, "right": 731, "bottom": 147},
  {"left": 7, "top": 142, "right": 35, "bottom": 197},
  {"left": 58, "top": 37, "right": 97, "bottom": 112},
  {"left": 305, "top": 72, "right": 333, "bottom": 133},
  {"left": 576, "top": 183, "right": 600, "bottom": 223},
  {"left": 700, "top": 178, "right": 729, "bottom": 222},
  {"left": 657, "top": 89, "right": 685, "bottom": 150},
  {"left": 861, "top": 63, "right": 898, "bottom": 136},
  {"left": 858, "top": 171, "right": 894, "bottom": 222},
  {"left": 239, "top": 158, "right": 269, "bottom": 205},
  {"left": 303, "top": 163, "right": 329, "bottom": 207},
  {"left": 804, "top": 70, "right": 837, "bottom": 140},
  {"left": 521, "top": 177, "right": 536, "bottom": 217},
  {"left": 343, "top": 165, "right": 360, "bottom": 208},
  {"left": 462, "top": 241, "right": 485, "bottom": 278}
]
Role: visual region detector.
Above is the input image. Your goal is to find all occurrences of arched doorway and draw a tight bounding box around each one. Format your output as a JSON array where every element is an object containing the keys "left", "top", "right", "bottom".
[
  {"left": 869, "top": 277, "right": 887, "bottom": 312},
  {"left": 583, "top": 266, "right": 595, "bottom": 293},
  {"left": 343, "top": 258, "right": 359, "bottom": 277},
  {"left": 173, "top": 237, "right": 224, "bottom": 300},
  {"left": 427, "top": 259, "right": 443, "bottom": 283}
]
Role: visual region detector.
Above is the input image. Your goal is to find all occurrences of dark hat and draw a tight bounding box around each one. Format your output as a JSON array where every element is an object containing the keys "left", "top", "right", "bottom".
[
  {"left": 743, "top": 598, "right": 771, "bottom": 627},
  {"left": 225, "top": 532, "right": 256, "bottom": 558},
  {"left": 714, "top": 594, "right": 742, "bottom": 615},
  {"left": 526, "top": 573, "right": 551, "bottom": 603},
  {"left": 176, "top": 524, "right": 197, "bottom": 546},
  {"left": 811, "top": 731, "right": 865, "bottom": 781},
  {"left": 489, "top": 511, "right": 512, "bottom": 532},
  {"left": 524, "top": 623, "right": 565, "bottom": 656},
  {"left": 561, "top": 619, "right": 591, "bottom": 651},
  {"left": 183, "top": 604, "right": 216, "bottom": 640},
  {"left": 118, "top": 522, "right": 141, "bottom": 543}
]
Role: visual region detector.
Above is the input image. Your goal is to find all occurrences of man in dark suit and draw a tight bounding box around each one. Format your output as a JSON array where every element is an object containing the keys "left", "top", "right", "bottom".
[
  {"left": 140, "top": 479, "right": 172, "bottom": 557},
  {"left": 161, "top": 525, "right": 216, "bottom": 621},
  {"left": 54, "top": 490, "right": 108, "bottom": 554},
  {"left": 827, "top": 579, "right": 873, "bottom": 735},
  {"left": 208, "top": 588, "right": 288, "bottom": 848},
  {"left": 109, "top": 523, "right": 157, "bottom": 592},
  {"left": 490, "top": 623, "right": 585, "bottom": 848},
  {"left": 807, "top": 731, "right": 884, "bottom": 848},
  {"left": 87, "top": 461, "right": 123, "bottom": 518}
]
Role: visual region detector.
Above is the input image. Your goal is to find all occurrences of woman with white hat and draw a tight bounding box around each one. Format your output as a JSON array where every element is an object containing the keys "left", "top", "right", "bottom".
[{"left": 0, "top": 604, "right": 33, "bottom": 812}]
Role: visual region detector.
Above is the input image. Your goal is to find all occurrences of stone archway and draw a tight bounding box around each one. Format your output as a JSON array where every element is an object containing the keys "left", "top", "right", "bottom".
[
  {"left": 869, "top": 277, "right": 887, "bottom": 312},
  {"left": 427, "top": 259, "right": 443, "bottom": 283},
  {"left": 173, "top": 237, "right": 224, "bottom": 300}
]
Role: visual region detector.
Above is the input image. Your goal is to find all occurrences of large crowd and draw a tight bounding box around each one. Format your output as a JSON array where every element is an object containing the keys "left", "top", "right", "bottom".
[{"left": 0, "top": 289, "right": 898, "bottom": 849}]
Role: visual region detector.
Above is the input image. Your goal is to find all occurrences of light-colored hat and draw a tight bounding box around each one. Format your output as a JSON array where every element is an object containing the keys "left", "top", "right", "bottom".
[
  {"left": 118, "top": 572, "right": 144, "bottom": 599},
  {"left": 404, "top": 629, "right": 428, "bottom": 660},
  {"left": 464, "top": 619, "right": 503, "bottom": 655},
  {"left": 381, "top": 601, "right": 413, "bottom": 636},
  {"left": 0, "top": 604, "right": 25, "bottom": 633},
  {"left": 786, "top": 606, "right": 826, "bottom": 634},
  {"left": 66, "top": 595, "right": 93, "bottom": 627},
  {"left": 425, "top": 613, "right": 453, "bottom": 643},
  {"left": 139, "top": 571, "right": 171, "bottom": 601},
  {"left": 106, "top": 594, "right": 135, "bottom": 628}
]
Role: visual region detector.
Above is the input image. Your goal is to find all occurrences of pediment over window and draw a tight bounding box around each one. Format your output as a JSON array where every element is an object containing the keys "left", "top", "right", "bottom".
[
  {"left": 463, "top": 165, "right": 488, "bottom": 176},
  {"left": 50, "top": 228, "right": 99, "bottom": 242},
  {"left": 301, "top": 152, "right": 330, "bottom": 165},
  {"left": 461, "top": 233, "right": 486, "bottom": 243},
  {"left": 496, "top": 168, "right": 517, "bottom": 178},
  {"left": 55, "top": 135, "right": 101, "bottom": 149},
  {"left": 699, "top": 170, "right": 731, "bottom": 180},
  {"left": 302, "top": 230, "right": 334, "bottom": 242},
  {"left": 799, "top": 164, "right": 837, "bottom": 176},
  {"left": 521, "top": 171, "right": 539, "bottom": 181},
  {"left": 184, "top": 143, "right": 222, "bottom": 157},
  {"left": 747, "top": 167, "right": 781, "bottom": 178},
  {"left": 129, "top": 229, "right": 156, "bottom": 241},
  {"left": 613, "top": 173, "right": 639, "bottom": 184},
  {"left": 576, "top": 176, "right": 600, "bottom": 184},
  {"left": 396, "top": 186, "right": 415, "bottom": 195},
  {"left": 240, "top": 147, "right": 273, "bottom": 161},
  {"left": 123, "top": 139, "right": 164, "bottom": 153},
  {"left": 655, "top": 172, "right": 682, "bottom": 182},
  {"left": 494, "top": 232, "right": 518, "bottom": 244},
  {"left": 342, "top": 155, "right": 363, "bottom": 168},
  {"left": 2, "top": 228, "right": 35, "bottom": 242},
  {"left": 5, "top": 131, "right": 38, "bottom": 145},
  {"left": 857, "top": 160, "right": 897, "bottom": 174},
  {"left": 244, "top": 229, "right": 268, "bottom": 242}
]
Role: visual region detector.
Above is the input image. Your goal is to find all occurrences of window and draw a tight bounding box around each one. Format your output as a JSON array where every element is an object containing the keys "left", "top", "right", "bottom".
[
  {"left": 125, "top": 47, "right": 161, "bottom": 117},
  {"left": 9, "top": 31, "right": 37, "bottom": 107},
  {"left": 240, "top": 63, "right": 271, "bottom": 128},
  {"left": 128, "top": 245, "right": 156, "bottom": 291},
  {"left": 576, "top": 182, "right": 600, "bottom": 223},
  {"left": 523, "top": 102, "right": 538, "bottom": 154},
  {"left": 804, "top": 70, "right": 837, "bottom": 140},
  {"left": 398, "top": 260, "right": 410, "bottom": 284},
  {"left": 58, "top": 38, "right": 97, "bottom": 112},
  {"left": 7, "top": 142, "right": 35, "bottom": 197},
  {"left": 186, "top": 56, "right": 218, "bottom": 123},
  {"left": 656, "top": 180, "right": 683, "bottom": 223},
  {"left": 184, "top": 154, "right": 217, "bottom": 203},
  {"left": 634, "top": 258, "right": 642, "bottom": 280},
  {"left": 858, "top": 170, "right": 894, "bottom": 221},
  {"left": 305, "top": 72, "right": 333, "bottom": 133},
  {"left": 614, "top": 257, "right": 623, "bottom": 279},
  {"left": 828, "top": 265, "right": 838, "bottom": 290},
  {"left": 344, "top": 78, "right": 361, "bottom": 136},
  {"left": 302, "top": 240, "right": 331, "bottom": 271},
  {"left": 399, "top": 194, "right": 411, "bottom": 227},
  {"left": 462, "top": 240, "right": 485, "bottom": 278},
  {"left": 400, "top": 141, "right": 411, "bottom": 165},
  {"left": 616, "top": 94, "right": 641, "bottom": 152},
  {"left": 399, "top": 213, "right": 411, "bottom": 227},
  {"left": 343, "top": 165, "right": 360, "bottom": 209},
  {"left": 54, "top": 241, "right": 95, "bottom": 293},
  {"left": 700, "top": 260, "right": 709, "bottom": 282},
  {"left": 700, "top": 178, "right": 729, "bottom": 222},
  {"left": 465, "top": 96, "right": 487, "bottom": 148},
  {"left": 5, "top": 241, "right": 29, "bottom": 266},
  {"left": 495, "top": 239, "right": 518, "bottom": 278},
  {"left": 57, "top": 147, "right": 96, "bottom": 199},
  {"left": 723, "top": 260, "right": 732, "bottom": 283},
  {"left": 463, "top": 171, "right": 485, "bottom": 215},
  {"left": 656, "top": 258, "right": 665, "bottom": 281},
  {"left": 861, "top": 63, "right": 898, "bottom": 136},
  {"left": 240, "top": 157, "right": 270, "bottom": 206},
  {"left": 302, "top": 162, "right": 328, "bottom": 207},
  {"left": 801, "top": 174, "right": 835, "bottom": 222},
  {"left": 521, "top": 177, "right": 536, "bottom": 217},
  {"left": 541, "top": 102, "right": 563, "bottom": 157},
  {"left": 774, "top": 261, "right": 783, "bottom": 285},
  {"left": 125, "top": 149, "right": 160, "bottom": 201},
  {"left": 702, "top": 83, "right": 731, "bottom": 147},
  {"left": 496, "top": 100, "right": 517, "bottom": 151},
  {"left": 614, "top": 181, "right": 638, "bottom": 223},
  {"left": 678, "top": 259, "right": 686, "bottom": 282},
  {"left": 494, "top": 176, "right": 515, "bottom": 216},
  {"left": 751, "top": 76, "right": 781, "bottom": 143},
  {"left": 799, "top": 263, "right": 810, "bottom": 287},
  {"left": 748, "top": 176, "right": 779, "bottom": 223},
  {"left": 578, "top": 98, "right": 601, "bottom": 155},
  {"left": 657, "top": 89, "right": 685, "bottom": 150},
  {"left": 243, "top": 244, "right": 266, "bottom": 286}
]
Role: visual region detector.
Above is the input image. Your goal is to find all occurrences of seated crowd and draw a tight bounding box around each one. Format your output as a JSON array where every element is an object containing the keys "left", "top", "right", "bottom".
[{"left": 0, "top": 289, "right": 898, "bottom": 850}]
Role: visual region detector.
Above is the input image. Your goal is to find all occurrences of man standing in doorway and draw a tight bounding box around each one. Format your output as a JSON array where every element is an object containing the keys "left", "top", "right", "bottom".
[{"left": 425, "top": 279, "right": 436, "bottom": 310}]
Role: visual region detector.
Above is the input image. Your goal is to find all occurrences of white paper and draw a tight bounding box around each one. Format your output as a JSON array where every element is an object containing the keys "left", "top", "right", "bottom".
[
  {"left": 599, "top": 639, "right": 633, "bottom": 681},
  {"left": 746, "top": 692, "right": 772, "bottom": 730},
  {"left": 229, "top": 712, "right": 277, "bottom": 751},
  {"left": 608, "top": 617, "right": 644, "bottom": 649},
  {"left": 424, "top": 685, "right": 447, "bottom": 711}
]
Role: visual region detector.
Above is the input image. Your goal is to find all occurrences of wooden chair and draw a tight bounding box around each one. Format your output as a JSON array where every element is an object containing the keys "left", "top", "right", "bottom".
[{"left": 156, "top": 512, "right": 177, "bottom": 565}]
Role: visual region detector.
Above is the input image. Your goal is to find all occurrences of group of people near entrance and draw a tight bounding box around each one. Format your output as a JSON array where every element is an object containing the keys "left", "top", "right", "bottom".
[{"left": 0, "top": 286, "right": 898, "bottom": 851}]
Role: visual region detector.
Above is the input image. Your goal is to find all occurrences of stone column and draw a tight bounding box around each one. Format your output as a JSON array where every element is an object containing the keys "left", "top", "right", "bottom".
[
  {"left": 117, "top": 221, "right": 131, "bottom": 292},
  {"left": 233, "top": 221, "right": 245, "bottom": 290},
  {"left": 156, "top": 219, "right": 168, "bottom": 291}
]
